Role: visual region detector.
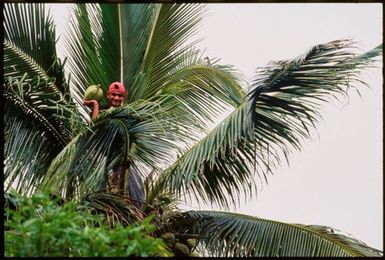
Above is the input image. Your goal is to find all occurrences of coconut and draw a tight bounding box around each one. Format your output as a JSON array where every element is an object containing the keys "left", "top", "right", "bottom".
[
  {"left": 189, "top": 251, "right": 199, "bottom": 257},
  {"left": 84, "top": 84, "right": 104, "bottom": 101},
  {"left": 186, "top": 238, "right": 197, "bottom": 249},
  {"left": 161, "top": 232, "right": 176, "bottom": 247},
  {"left": 174, "top": 242, "right": 190, "bottom": 256}
]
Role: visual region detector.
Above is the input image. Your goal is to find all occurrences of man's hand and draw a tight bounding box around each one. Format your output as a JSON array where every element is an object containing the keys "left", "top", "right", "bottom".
[
  {"left": 83, "top": 99, "right": 100, "bottom": 119},
  {"left": 83, "top": 99, "right": 99, "bottom": 107}
]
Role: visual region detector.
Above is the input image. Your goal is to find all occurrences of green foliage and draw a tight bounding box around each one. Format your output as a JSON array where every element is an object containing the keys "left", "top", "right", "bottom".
[{"left": 4, "top": 191, "right": 172, "bottom": 257}]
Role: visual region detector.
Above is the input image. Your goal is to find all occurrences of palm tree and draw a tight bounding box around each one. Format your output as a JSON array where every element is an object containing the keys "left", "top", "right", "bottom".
[{"left": 3, "top": 3, "right": 383, "bottom": 257}]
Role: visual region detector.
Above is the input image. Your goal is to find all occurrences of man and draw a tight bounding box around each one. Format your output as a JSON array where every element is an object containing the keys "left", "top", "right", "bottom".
[
  {"left": 84, "top": 81, "right": 128, "bottom": 119},
  {"left": 83, "top": 82, "right": 144, "bottom": 208}
]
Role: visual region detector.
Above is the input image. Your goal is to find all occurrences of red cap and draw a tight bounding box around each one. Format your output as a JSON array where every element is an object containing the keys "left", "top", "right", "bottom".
[{"left": 108, "top": 82, "right": 128, "bottom": 95}]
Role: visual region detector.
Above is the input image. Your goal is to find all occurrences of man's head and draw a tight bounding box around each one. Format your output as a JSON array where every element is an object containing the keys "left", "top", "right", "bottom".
[{"left": 107, "top": 82, "right": 128, "bottom": 107}]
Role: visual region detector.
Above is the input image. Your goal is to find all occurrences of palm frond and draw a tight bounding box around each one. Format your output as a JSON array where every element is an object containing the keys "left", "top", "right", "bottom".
[
  {"left": 4, "top": 3, "right": 67, "bottom": 94},
  {"left": 248, "top": 39, "right": 382, "bottom": 161},
  {"left": 4, "top": 74, "right": 87, "bottom": 194},
  {"left": 354, "top": 43, "right": 382, "bottom": 64},
  {"left": 147, "top": 102, "right": 259, "bottom": 209},
  {"left": 4, "top": 100, "right": 62, "bottom": 195},
  {"left": 129, "top": 3, "right": 248, "bottom": 126},
  {"left": 134, "top": 4, "right": 206, "bottom": 100},
  {"left": 115, "top": 4, "right": 155, "bottom": 90},
  {"left": 150, "top": 39, "right": 382, "bottom": 209},
  {"left": 172, "top": 211, "right": 383, "bottom": 257},
  {"left": 249, "top": 39, "right": 381, "bottom": 125},
  {"left": 158, "top": 56, "right": 247, "bottom": 124},
  {"left": 4, "top": 76, "right": 67, "bottom": 143}
]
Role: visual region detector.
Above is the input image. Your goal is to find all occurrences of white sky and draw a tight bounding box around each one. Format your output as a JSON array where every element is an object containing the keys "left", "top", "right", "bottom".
[{"left": 47, "top": 3, "right": 382, "bottom": 250}]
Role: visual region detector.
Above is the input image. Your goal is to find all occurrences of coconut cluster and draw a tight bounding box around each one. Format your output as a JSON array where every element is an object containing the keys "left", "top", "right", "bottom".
[{"left": 160, "top": 232, "right": 198, "bottom": 257}]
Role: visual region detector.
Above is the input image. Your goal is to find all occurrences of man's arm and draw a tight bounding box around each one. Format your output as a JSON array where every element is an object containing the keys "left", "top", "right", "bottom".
[{"left": 83, "top": 100, "right": 100, "bottom": 119}]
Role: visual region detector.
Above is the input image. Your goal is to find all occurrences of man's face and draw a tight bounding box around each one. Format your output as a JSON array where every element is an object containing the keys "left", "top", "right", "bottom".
[{"left": 107, "top": 91, "right": 125, "bottom": 107}]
